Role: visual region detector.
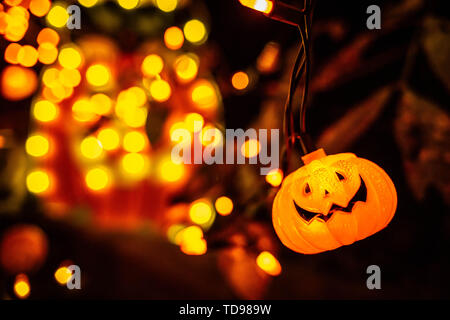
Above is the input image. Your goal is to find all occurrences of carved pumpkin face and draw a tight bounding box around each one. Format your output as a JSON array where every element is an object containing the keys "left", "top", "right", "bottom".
[{"left": 272, "top": 149, "right": 397, "bottom": 254}]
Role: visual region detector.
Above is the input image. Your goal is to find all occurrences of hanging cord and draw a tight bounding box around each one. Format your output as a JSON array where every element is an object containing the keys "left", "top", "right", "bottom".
[{"left": 282, "top": 0, "right": 314, "bottom": 173}]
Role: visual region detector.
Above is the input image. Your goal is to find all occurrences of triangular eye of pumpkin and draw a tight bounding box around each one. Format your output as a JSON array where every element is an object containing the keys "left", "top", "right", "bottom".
[
  {"left": 336, "top": 172, "right": 345, "bottom": 181},
  {"left": 304, "top": 183, "right": 311, "bottom": 195}
]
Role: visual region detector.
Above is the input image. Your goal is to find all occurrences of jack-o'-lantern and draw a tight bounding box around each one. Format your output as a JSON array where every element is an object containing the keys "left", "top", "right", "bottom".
[{"left": 272, "top": 148, "right": 397, "bottom": 254}]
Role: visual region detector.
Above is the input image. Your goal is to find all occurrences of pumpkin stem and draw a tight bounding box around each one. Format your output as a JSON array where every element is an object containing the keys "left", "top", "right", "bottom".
[{"left": 301, "top": 148, "right": 326, "bottom": 165}]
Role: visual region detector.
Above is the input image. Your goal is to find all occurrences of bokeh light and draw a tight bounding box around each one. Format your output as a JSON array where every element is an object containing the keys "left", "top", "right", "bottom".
[
  {"left": 179, "top": 226, "right": 207, "bottom": 255},
  {"left": 86, "top": 64, "right": 111, "bottom": 87},
  {"left": 1, "top": 66, "right": 38, "bottom": 101},
  {"left": 72, "top": 99, "right": 99, "bottom": 122},
  {"left": 164, "top": 26, "right": 184, "bottom": 50},
  {"left": 121, "top": 153, "right": 149, "bottom": 177},
  {"left": 117, "top": 0, "right": 139, "bottom": 10},
  {"left": 97, "top": 128, "right": 120, "bottom": 151},
  {"left": 123, "top": 131, "right": 146, "bottom": 153},
  {"left": 80, "top": 136, "right": 103, "bottom": 159},
  {"left": 184, "top": 112, "right": 204, "bottom": 132},
  {"left": 158, "top": 157, "right": 185, "bottom": 182},
  {"left": 29, "top": 0, "right": 51, "bottom": 17},
  {"left": 26, "top": 170, "right": 51, "bottom": 194},
  {"left": 256, "top": 251, "right": 282, "bottom": 276},
  {"left": 37, "top": 28, "right": 60, "bottom": 46},
  {"left": 149, "top": 79, "right": 171, "bottom": 102},
  {"left": 189, "top": 199, "right": 213, "bottom": 225},
  {"left": 265, "top": 168, "right": 283, "bottom": 187},
  {"left": 38, "top": 43, "right": 58, "bottom": 64},
  {"left": 78, "top": 0, "right": 98, "bottom": 7},
  {"left": 155, "top": 0, "right": 177, "bottom": 12},
  {"left": 14, "top": 274, "right": 30, "bottom": 299},
  {"left": 47, "top": 4, "right": 69, "bottom": 28},
  {"left": 33, "top": 100, "right": 59, "bottom": 122},
  {"left": 85, "top": 167, "right": 111, "bottom": 191},
  {"left": 241, "top": 139, "right": 260, "bottom": 158},
  {"left": 191, "top": 80, "right": 218, "bottom": 110},
  {"left": 4, "top": 43, "right": 21, "bottom": 64},
  {"left": 231, "top": 71, "right": 250, "bottom": 90},
  {"left": 174, "top": 54, "right": 198, "bottom": 83},
  {"left": 54, "top": 266, "right": 72, "bottom": 285},
  {"left": 215, "top": 196, "right": 233, "bottom": 216},
  {"left": 58, "top": 47, "right": 82, "bottom": 69},
  {"left": 183, "top": 19, "right": 207, "bottom": 44},
  {"left": 91, "top": 93, "right": 113, "bottom": 115},
  {"left": 141, "top": 54, "right": 164, "bottom": 77},
  {"left": 26, "top": 134, "right": 50, "bottom": 158}
]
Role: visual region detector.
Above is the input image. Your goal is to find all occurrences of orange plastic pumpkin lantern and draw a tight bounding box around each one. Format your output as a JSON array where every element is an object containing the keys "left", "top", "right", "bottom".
[{"left": 272, "top": 149, "right": 397, "bottom": 254}]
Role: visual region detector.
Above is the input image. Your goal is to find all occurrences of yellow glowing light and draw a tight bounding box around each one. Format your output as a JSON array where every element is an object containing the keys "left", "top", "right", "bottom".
[
  {"left": 174, "top": 54, "right": 198, "bottom": 83},
  {"left": 231, "top": 71, "right": 249, "bottom": 90},
  {"left": 26, "top": 170, "right": 50, "bottom": 194},
  {"left": 17, "top": 45, "right": 39, "bottom": 68},
  {"left": 121, "top": 153, "right": 148, "bottom": 176},
  {"left": 33, "top": 100, "right": 58, "bottom": 122},
  {"left": 78, "top": 0, "right": 98, "bottom": 7},
  {"left": 97, "top": 128, "right": 120, "bottom": 151},
  {"left": 158, "top": 158, "right": 185, "bottom": 182},
  {"left": 58, "top": 47, "right": 82, "bottom": 69},
  {"left": 215, "top": 196, "right": 233, "bottom": 216},
  {"left": 42, "top": 68, "right": 59, "bottom": 87},
  {"left": 5, "top": 0, "right": 23, "bottom": 6},
  {"left": 85, "top": 167, "right": 110, "bottom": 191},
  {"left": 1, "top": 66, "right": 38, "bottom": 101},
  {"left": 265, "top": 168, "right": 283, "bottom": 187},
  {"left": 37, "top": 42, "right": 58, "bottom": 65},
  {"left": 3, "top": 8, "right": 28, "bottom": 42},
  {"left": 4, "top": 43, "right": 22, "bottom": 64},
  {"left": 58, "top": 68, "right": 81, "bottom": 87},
  {"left": 183, "top": 19, "right": 207, "bottom": 44},
  {"left": 86, "top": 64, "right": 111, "bottom": 87},
  {"left": 123, "top": 131, "right": 146, "bottom": 153},
  {"left": 127, "top": 86, "right": 147, "bottom": 107},
  {"left": 184, "top": 112, "right": 204, "bottom": 132},
  {"left": 167, "top": 224, "right": 186, "bottom": 244},
  {"left": 169, "top": 121, "right": 189, "bottom": 143},
  {"left": 37, "top": 28, "right": 60, "bottom": 46},
  {"left": 14, "top": 274, "right": 30, "bottom": 299},
  {"left": 122, "top": 106, "right": 147, "bottom": 128},
  {"left": 149, "top": 79, "right": 171, "bottom": 102},
  {"left": 155, "top": 0, "right": 177, "bottom": 12},
  {"left": 257, "top": 42, "right": 279, "bottom": 73},
  {"left": 164, "top": 26, "right": 184, "bottom": 50},
  {"left": 54, "top": 266, "right": 72, "bottom": 285},
  {"left": 26, "top": 134, "right": 50, "bottom": 157},
  {"left": 90, "top": 93, "right": 112, "bottom": 115},
  {"left": 117, "top": 0, "right": 139, "bottom": 10},
  {"left": 141, "top": 54, "right": 164, "bottom": 77},
  {"left": 47, "top": 5, "right": 69, "bottom": 28},
  {"left": 241, "top": 139, "right": 260, "bottom": 158},
  {"left": 256, "top": 251, "right": 282, "bottom": 276},
  {"left": 201, "top": 125, "right": 222, "bottom": 147},
  {"left": 29, "top": 0, "right": 51, "bottom": 17},
  {"left": 191, "top": 80, "right": 218, "bottom": 110},
  {"left": 179, "top": 226, "right": 207, "bottom": 255},
  {"left": 80, "top": 136, "right": 103, "bottom": 159},
  {"left": 239, "top": 0, "right": 273, "bottom": 14},
  {"left": 72, "top": 99, "right": 99, "bottom": 122},
  {"left": 189, "top": 199, "right": 212, "bottom": 225}
]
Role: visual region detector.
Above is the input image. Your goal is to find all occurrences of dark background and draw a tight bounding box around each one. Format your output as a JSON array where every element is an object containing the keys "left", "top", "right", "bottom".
[{"left": 0, "top": 0, "right": 449, "bottom": 299}]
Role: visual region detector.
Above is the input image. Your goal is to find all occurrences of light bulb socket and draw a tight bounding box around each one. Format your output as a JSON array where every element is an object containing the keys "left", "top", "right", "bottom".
[{"left": 267, "top": 1, "right": 306, "bottom": 26}]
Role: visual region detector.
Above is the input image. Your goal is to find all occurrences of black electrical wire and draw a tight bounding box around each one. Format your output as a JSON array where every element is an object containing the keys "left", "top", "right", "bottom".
[{"left": 283, "top": 0, "right": 313, "bottom": 168}]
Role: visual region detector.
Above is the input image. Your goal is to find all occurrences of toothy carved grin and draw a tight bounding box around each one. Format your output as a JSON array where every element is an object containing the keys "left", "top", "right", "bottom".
[{"left": 293, "top": 176, "right": 368, "bottom": 223}]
